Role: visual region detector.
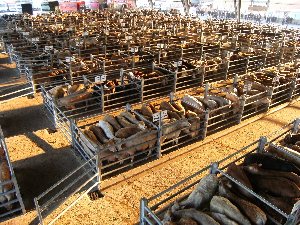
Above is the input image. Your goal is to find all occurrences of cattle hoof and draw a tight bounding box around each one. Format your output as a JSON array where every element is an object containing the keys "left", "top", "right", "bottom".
[{"left": 88, "top": 190, "right": 103, "bottom": 201}]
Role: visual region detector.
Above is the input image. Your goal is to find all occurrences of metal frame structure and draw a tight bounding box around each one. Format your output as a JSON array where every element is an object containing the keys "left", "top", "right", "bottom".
[
  {"left": 72, "top": 106, "right": 159, "bottom": 180},
  {"left": 0, "top": 126, "right": 25, "bottom": 221},
  {"left": 139, "top": 118, "right": 300, "bottom": 225},
  {"left": 34, "top": 155, "right": 100, "bottom": 225}
]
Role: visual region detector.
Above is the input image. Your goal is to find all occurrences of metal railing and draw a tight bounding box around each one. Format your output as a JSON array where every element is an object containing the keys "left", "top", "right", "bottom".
[
  {"left": 34, "top": 155, "right": 100, "bottom": 225},
  {"left": 140, "top": 126, "right": 300, "bottom": 225},
  {"left": 0, "top": 126, "right": 25, "bottom": 221}
]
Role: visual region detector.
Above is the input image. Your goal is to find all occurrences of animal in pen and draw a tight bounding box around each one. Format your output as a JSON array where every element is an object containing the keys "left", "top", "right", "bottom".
[
  {"left": 97, "top": 79, "right": 141, "bottom": 111},
  {"left": 212, "top": 78, "right": 270, "bottom": 112},
  {"left": 160, "top": 146, "right": 300, "bottom": 225},
  {"left": 48, "top": 84, "right": 96, "bottom": 110},
  {"left": 247, "top": 65, "right": 297, "bottom": 105},
  {"left": 127, "top": 68, "right": 174, "bottom": 100},
  {"left": 265, "top": 128, "right": 300, "bottom": 168},
  {"left": 180, "top": 86, "right": 240, "bottom": 127},
  {"left": 78, "top": 110, "right": 157, "bottom": 168},
  {"left": 159, "top": 61, "right": 203, "bottom": 90},
  {"left": 95, "top": 53, "right": 132, "bottom": 71},
  {"left": 136, "top": 101, "right": 200, "bottom": 145},
  {"left": 48, "top": 79, "right": 131, "bottom": 112},
  {"left": 30, "top": 66, "right": 68, "bottom": 85}
]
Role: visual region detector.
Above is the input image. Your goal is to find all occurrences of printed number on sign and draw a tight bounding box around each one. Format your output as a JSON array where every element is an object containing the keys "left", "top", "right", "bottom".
[
  {"left": 243, "top": 83, "right": 252, "bottom": 92},
  {"left": 66, "top": 57, "right": 75, "bottom": 63},
  {"left": 95, "top": 75, "right": 106, "bottom": 83},
  {"left": 45, "top": 46, "right": 53, "bottom": 51},
  {"left": 153, "top": 110, "right": 168, "bottom": 122},
  {"left": 32, "top": 37, "right": 39, "bottom": 42},
  {"left": 131, "top": 47, "right": 138, "bottom": 53}
]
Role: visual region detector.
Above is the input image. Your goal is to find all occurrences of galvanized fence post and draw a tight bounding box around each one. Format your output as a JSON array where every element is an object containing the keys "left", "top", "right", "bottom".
[
  {"left": 95, "top": 154, "right": 101, "bottom": 190},
  {"left": 34, "top": 197, "right": 44, "bottom": 225},
  {"left": 238, "top": 95, "right": 246, "bottom": 124},
  {"left": 70, "top": 119, "right": 76, "bottom": 149},
  {"left": 140, "top": 78, "right": 144, "bottom": 103},
  {"left": 31, "top": 78, "right": 37, "bottom": 94},
  {"left": 257, "top": 136, "right": 267, "bottom": 153},
  {"left": 292, "top": 118, "right": 300, "bottom": 134},
  {"left": 120, "top": 68, "right": 124, "bottom": 85},
  {"left": 12, "top": 175, "right": 26, "bottom": 214},
  {"left": 224, "top": 59, "right": 229, "bottom": 80},
  {"left": 289, "top": 79, "right": 296, "bottom": 101},
  {"left": 52, "top": 101, "right": 58, "bottom": 129},
  {"left": 140, "top": 198, "right": 148, "bottom": 225},
  {"left": 209, "top": 162, "right": 219, "bottom": 174},
  {"left": 202, "top": 110, "right": 209, "bottom": 139},
  {"left": 158, "top": 50, "right": 161, "bottom": 65},
  {"left": 157, "top": 118, "right": 162, "bottom": 159},
  {"left": 199, "top": 65, "right": 205, "bottom": 85},
  {"left": 173, "top": 71, "right": 177, "bottom": 93},
  {"left": 69, "top": 63, "right": 74, "bottom": 85},
  {"left": 266, "top": 86, "right": 274, "bottom": 110}
]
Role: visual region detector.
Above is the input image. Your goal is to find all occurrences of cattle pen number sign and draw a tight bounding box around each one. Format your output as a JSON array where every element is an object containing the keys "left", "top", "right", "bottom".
[
  {"left": 243, "top": 82, "right": 252, "bottom": 92},
  {"left": 45, "top": 46, "right": 53, "bottom": 51},
  {"left": 95, "top": 75, "right": 107, "bottom": 83},
  {"left": 153, "top": 110, "right": 168, "bottom": 122}
]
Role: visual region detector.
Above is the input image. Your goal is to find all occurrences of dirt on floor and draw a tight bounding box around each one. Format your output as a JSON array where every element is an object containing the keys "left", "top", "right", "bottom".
[{"left": 0, "top": 89, "right": 299, "bottom": 225}]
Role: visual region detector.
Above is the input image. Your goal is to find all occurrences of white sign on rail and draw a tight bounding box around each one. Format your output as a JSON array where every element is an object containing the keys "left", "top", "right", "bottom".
[
  {"left": 95, "top": 75, "right": 106, "bottom": 83},
  {"left": 45, "top": 46, "right": 53, "bottom": 51},
  {"left": 153, "top": 110, "right": 168, "bottom": 122}
]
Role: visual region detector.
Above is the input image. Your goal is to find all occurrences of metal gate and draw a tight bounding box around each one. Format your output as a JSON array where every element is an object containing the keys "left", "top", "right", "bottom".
[
  {"left": 0, "top": 126, "right": 25, "bottom": 221},
  {"left": 34, "top": 155, "right": 100, "bottom": 225},
  {"left": 0, "top": 82, "right": 34, "bottom": 103}
]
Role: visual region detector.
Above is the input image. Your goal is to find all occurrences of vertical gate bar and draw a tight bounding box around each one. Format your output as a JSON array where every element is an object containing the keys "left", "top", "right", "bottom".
[
  {"left": 52, "top": 101, "right": 58, "bottom": 129},
  {"left": 140, "top": 198, "right": 148, "bottom": 225},
  {"left": 173, "top": 71, "right": 177, "bottom": 93},
  {"left": 292, "top": 118, "right": 300, "bottom": 134},
  {"left": 141, "top": 79, "right": 144, "bottom": 103},
  {"left": 34, "top": 198, "right": 44, "bottom": 225},
  {"left": 157, "top": 119, "right": 162, "bottom": 159},
  {"left": 238, "top": 95, "right": 245, "bottom": 123},
  {"left": 224, "top": 59, "right": 229, "bottom": 80},
  {"left": 202, "top": 110, "right": 209, "bottom": 139},
  {"left": 289, "top": 79, "right": 296, "bottom": 101},
  {"left": 12, "top": 175, "right": 25, "bottom": 214},
  {"left": 257, "top": 136, "right": 267, "bottom": 153}
]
